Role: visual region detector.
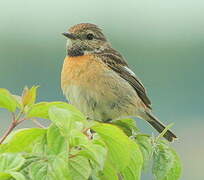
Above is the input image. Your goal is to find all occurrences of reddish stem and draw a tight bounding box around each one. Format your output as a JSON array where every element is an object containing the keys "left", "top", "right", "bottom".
[
  {"left": 0, "top": 121, "right": 17, "bottom": 145},
  {"left": 0, "top": 111, "right": 29, "bottom": 145},
  {"left": 69, "top": 154, "right": 78, "bottom": 159}
]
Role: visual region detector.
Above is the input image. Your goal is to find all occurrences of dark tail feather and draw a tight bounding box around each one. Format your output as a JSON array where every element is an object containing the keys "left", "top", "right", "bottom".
[{"left": 144, "top": 112, "right": 177, "bottom": 142}]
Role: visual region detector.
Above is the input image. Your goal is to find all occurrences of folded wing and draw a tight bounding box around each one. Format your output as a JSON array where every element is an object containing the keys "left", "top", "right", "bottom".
[{"left": 98, "top": 48, "right": 152, "bottom": 109}]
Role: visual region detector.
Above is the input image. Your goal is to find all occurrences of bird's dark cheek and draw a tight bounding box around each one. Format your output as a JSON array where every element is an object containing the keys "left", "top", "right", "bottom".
[{"left": 67, "top": 46, "right": 84, "bottom": 57}]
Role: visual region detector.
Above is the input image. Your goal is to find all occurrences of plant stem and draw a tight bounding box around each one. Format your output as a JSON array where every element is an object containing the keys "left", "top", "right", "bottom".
[
  {"left": 32, "top": 119, "right": 46, "bottom": 128},
  {"left": 69, "top": 153, "right": 78, "bottom": 159},
  {"left": 0, "top": 110, "right": 28, "bottom": 145},
  {"left": 0, "top": 121, "right": 17, "bottom": 145},
  {"left": 155, "top": 123, "right": 174, "bottom": 143}
]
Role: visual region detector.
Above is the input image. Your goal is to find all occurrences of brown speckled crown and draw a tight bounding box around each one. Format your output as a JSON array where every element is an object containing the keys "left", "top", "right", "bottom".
[
  {"left": 68, "top": 23, "right": 101, "bottom": 33},
  {"left": 66, "top": 23, "right": 107, "bottom": 56}
]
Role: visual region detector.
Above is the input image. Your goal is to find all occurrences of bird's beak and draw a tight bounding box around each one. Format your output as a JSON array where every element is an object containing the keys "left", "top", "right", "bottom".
[{"left": 62, "top": 32, "right": 77, "bottom": 39}]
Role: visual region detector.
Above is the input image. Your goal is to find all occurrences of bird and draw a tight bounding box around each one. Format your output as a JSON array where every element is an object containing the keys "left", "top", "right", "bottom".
[{"left": 61, "top": 23, "right": 177, "bottom": 142}]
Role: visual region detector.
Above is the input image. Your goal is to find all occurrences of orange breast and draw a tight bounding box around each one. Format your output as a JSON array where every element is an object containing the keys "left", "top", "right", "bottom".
[{"left": 61, "top": 54, "right": 107, "bottom": 90}]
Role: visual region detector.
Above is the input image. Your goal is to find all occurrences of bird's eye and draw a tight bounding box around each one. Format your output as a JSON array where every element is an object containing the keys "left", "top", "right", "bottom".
[{"left": 86, "top": 33, "right": 94, "bottom": 40}]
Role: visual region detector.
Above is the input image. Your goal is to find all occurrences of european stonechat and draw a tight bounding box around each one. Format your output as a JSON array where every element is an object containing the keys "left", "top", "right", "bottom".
[{"left": 61, "top": 23, "right": 177, "bottom": 142}]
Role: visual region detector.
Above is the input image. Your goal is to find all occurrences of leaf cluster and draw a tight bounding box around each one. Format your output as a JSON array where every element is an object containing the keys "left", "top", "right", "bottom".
[{"left": 0, "top": 87, "right": 182, "bottom": 180}]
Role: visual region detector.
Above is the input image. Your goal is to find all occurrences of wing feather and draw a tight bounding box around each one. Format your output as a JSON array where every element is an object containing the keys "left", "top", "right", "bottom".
[{"left": 97, "top": 48, "right": 152, "bottom": 109}]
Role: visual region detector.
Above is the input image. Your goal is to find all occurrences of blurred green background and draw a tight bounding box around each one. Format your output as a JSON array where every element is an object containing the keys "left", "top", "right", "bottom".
[{"left": 0, "top": 0, "right": 203, "bottom": 179}]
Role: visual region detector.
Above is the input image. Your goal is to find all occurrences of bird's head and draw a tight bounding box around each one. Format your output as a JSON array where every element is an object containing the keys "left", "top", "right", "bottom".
[{"left": 62, "top": 23, "right": 110, "bottom": 56}]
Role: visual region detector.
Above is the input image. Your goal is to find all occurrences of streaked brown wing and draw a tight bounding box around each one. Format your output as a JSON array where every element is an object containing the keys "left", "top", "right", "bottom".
[
  {"left": 97, "top": 49, "right": 152, "bottom": 109},
  {"left": 110, "top": 64, "right": 152, "bottom": 109}
]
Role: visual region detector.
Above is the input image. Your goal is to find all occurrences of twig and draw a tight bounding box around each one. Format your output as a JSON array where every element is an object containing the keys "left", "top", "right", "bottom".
[
  {"left": 15, "top": 110, "right": 24, "bottom": 121},
  {"left": 11, "top": 112, "right": 16, "bottom": 122},
  {"left": 155, "top": 123, "right": 174, "bottom": 143},
  {"left": 0, "top": 109, "right": 30, "bottom": 145},
  {"left": 69, "top": 154, "right": 78, "bottom": 159},
  {"left": 32, "top": 119, "right": 46, "bottom": 128},
  {"left": 0, "top": 122, "right": 17, "bottom": 144},
  {"left": 16, "top": 117, "right": 29, "bottom": 125}
]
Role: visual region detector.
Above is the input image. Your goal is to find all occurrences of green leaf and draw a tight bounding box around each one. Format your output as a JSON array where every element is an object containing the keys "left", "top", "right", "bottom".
[
  {"left": 92, "top": 123, "right": 131, "bottom": 171},
  {"left": 152, "top": 143, "right": 173, "bottom": 180},
  {"left": 0, "top": 172, "right": 10, "bottom": 180},
  {"left": 99, "top": 160, "right": 118, "bottom": 180},
  {"left": 49, "top": 106, "right": 85, "bottom": 138},
  {"left": 83, "top": 138, "right": 108, "bottom": 173},
  {"left": 69, "top": 130, "right": 89, "bottom": 148},
  {"left": 29, "top": 155, "right": 71, "bottom": 180},
  {"left": 0, "top": 153, "right": 25, "bottom": 172},
  {"left": 112, "top": 118, "right": 139, "bottom": 136},
  {"left": 163, "top": 147, "right": 182, "bottom": 180},
  {"left": 31, "top": 135, "right": 47, "bottom": 155},
  {"left": 48, "top": 107, "right": 74, "bottom": 137},
  {"left": 136, "top": 134, "right": 153, "bottom": 169},
  {"left": 121, "top": 140, "right": 143, "bottom": 180},
  {"left": 0, "top": 172, "right": 25, "bottom": 180},
  {"left": 9, "top": 172, "right": 26, "bottom": 180},
  {"left": 69, "top": 155, "right": 91, "bottom": 180},
  {"left": 0, "top": 88, "right": 18, "bottom": 112},
  {"left": 0, "top": 128, "right": 46, "bottom": 153},
  {"left": 152, "top": 141, "right": 182, "bottom": 180},
  {"left": 49, "top": 155, "right": 71, "bottom": 180},
  {"left": 27, "top": 101, "right": 85, "bottom": 120},
  {"left": 12, "top": 95, "right": 23, "bottom": 109},
  {"left": 19, "top": 155, "right": 41, "bottom": 177},
  {"left": 22, "top": 86, "right": 39, "bottom": 107},
  {"left": 79, "top": 142, "right": 107, "bottom": 170},
  {"left": 29, "top": 160, "right": 48, "bottom": 180},
  {"left": 46, "top": 124, "right": 67, "bottom": 155}
]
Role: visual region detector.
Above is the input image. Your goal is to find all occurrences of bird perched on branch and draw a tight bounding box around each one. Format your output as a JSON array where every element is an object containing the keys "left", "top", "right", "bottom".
[{"left": 61, "top": 23, "right": 177, "bottom": 142}]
